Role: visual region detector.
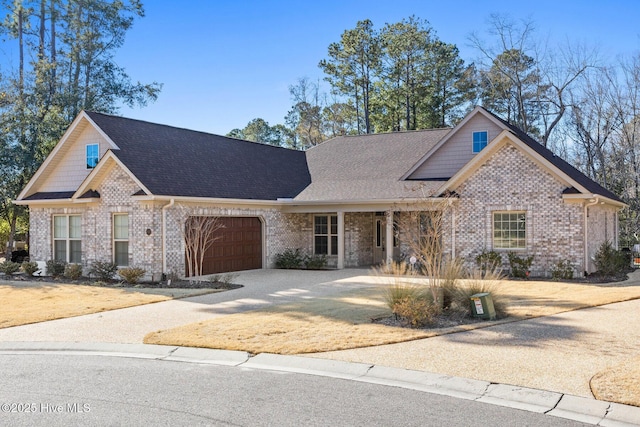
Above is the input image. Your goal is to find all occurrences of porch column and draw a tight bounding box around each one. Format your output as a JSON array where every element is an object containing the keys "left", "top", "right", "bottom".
[
  {"left": 385, "top": 210, "right": 394, "bottom": 265},
  {"left": 337, "top": 211, "right": 345, "bottom": 269}
]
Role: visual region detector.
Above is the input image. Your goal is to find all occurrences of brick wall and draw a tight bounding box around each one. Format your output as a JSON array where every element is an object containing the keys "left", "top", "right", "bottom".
[{"left": 452, "top": 143, "right": 585, "bottom": 277}]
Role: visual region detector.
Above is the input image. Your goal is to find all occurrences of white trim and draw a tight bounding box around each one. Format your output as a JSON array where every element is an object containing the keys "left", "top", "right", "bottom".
[
  {"left": 472, "top": 130, "right": 489, "bottom": 153},
  {"left": 401, "top": 106, "right": 504, "bottom": 180},
  {"left": 17, "top": 111, "right": 118, "bottom": 201},
  {"left": 74, "top": 152, "right": 152, "bottom": 199}
]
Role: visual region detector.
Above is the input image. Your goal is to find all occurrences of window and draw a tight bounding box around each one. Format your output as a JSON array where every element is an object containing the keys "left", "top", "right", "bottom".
[
  {"left": 472, "top": 131, "right": 488, "bottom": 153},
  {"left": 53, "top": 215, "right": 82, "bottom": 263},
  {"left": 86, "top": 144, "right": 99, "bottom": 169},
  {"left": 493, "top": 212, "right": 526, "bottom": 249},
  {"left": 113, "top": 214, "right": 129, "bottom": 266},
  {"left": 314, "top": 215, "right": 337, "bottom": 255}
]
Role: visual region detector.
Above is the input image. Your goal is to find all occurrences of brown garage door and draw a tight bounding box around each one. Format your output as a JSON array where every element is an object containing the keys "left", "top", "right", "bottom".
[{"left": 187, "top": 217, "right": 262, "bottom": 276}]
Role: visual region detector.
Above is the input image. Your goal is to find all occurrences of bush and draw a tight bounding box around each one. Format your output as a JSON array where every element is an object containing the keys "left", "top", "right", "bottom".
[
  {"left": 393, "top": 297, "right": 440, "bottom": 328},
  {"left": 594, "top": 241, "right": 630, "bottom": 277},
  {"left": 46, "top": 259, "right": 67, "bottom": 277},
  {"left": 0, "top": 260, "right": 20, "bottom": 275},
  {"left": 118, "top": 267, "right": 146, "bottom": 284},
  {"left": 475, "top": 250, "right": 502, "bottom": 272},
  {"left": 275, "top": 249, "right": 305, "bottom": 269},
  {"left": 64, "top": 264, "right": 83, "bottom": 280},
  {"left": 303, "top": 254, "right": 327, "bottom": 269},
  {"left": 551, "top": 260, "right": 574, "bottom": 280},
  {"left": 89, "top": 261, "right": 118, "bottom": 281},
  {"left": 21, "top": 261, "right": 39, "bottom": 276},
  {"left": 209, "top": 272, "right": 238, "bottom": 285},
  {"left": 507, "top": 252, "right": 534, "bottom": 278}
]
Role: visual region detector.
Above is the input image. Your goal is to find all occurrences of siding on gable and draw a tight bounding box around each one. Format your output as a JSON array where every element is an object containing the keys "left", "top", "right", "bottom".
[
  {"left": 39, "top": 126, "right": 110, "bottom": 192},
  {"left": 408, "top": 115, "right": 503, "bottom": 180}
]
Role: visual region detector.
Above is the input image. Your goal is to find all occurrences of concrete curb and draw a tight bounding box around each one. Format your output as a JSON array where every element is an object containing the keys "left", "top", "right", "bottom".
[{"left": 1, "top": 342, "right": 639, "bottom": 426}]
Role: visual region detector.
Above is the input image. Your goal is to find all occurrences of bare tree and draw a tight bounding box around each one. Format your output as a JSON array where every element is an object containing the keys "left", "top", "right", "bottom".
[{"left": 177, "top": 206, "right": 225, "bottom": 278}]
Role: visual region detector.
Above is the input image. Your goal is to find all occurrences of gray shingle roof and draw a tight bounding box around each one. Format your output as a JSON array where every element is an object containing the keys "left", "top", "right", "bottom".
[
  {"left": 86, "top": 112, "right": 311, "bottom": 200},
  {"left": 294, "top": 129, "right": 450, "bottom": 201}
]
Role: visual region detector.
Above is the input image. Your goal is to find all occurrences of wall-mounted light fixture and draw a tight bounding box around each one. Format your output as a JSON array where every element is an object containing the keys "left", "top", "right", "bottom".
[{"left": 146, "top": 228, "right": 152, "bottom": 236}]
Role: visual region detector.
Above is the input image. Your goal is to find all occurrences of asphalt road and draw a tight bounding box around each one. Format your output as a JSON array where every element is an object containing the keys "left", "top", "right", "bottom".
[{"left": 0, "top": 354, "right": 589, "bottom": 427}]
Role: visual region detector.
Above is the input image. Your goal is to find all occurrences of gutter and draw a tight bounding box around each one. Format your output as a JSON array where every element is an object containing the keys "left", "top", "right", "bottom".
[{"left": 162, "top": 198, "right": 175, "bottom": 274}]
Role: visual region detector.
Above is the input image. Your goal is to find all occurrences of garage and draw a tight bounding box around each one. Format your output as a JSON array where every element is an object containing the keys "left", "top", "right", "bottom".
[{"left": 186, "top": 217, "right": 262, "bottom": 276}]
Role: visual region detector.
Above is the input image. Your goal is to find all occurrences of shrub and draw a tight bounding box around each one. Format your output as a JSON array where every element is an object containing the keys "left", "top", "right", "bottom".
[
  {"left": 274, "top": 249, "right": 305, "bottom": 269},
  {"left": 550, "top": 260, "right": 574, "bottom": 280},
  {"left": 46, "top": 259, "right": 67, "bottom": 277},
  {"left": 507, "top": 252, "right": 534, "bottom": 278},
  {"left": 0, "top": 261, "right": 20, "bottom": 275},
  {"left": 393, "top": 297, "right": 440, "bottom": 328},
  {"left": 475, "top": 250, "right": 502, "bottom": 272},
  {"left": 118, "top": 267, "right": 146, "bottom": 284},
  {"left": 21, "top": 261, "right": 39, "bottom": 276},
  {"left": 594, "top": 241, "right": 629, "bottom": 277},
  {"left": 209, "top": 272, "right": 238, "bottom": 285},
  {"left": 64, "top": 264, "right": 83, "bottom": 280},
  {"left": 89, "top": 261, "right": 118, "bottom": 281},
  {"left": 303, "top": 254, "right": 327, "bottom": 269}
]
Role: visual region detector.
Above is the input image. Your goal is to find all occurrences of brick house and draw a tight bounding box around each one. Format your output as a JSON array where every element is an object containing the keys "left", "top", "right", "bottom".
[{"left": 15, "top": 106, "right": 625, "bottom": 278}]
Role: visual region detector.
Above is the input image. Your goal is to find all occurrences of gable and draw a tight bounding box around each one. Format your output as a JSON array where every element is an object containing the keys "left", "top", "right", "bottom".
[
  {"left": 407, "top": 113, "right": 503, "bottom": 180},
  {"left": 38, "top": 125, "right": 111, "bottom": 193}
]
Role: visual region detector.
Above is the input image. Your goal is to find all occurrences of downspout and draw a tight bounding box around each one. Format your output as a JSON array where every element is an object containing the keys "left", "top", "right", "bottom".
[
  {"left": 162, "top": 198, "right": 175, "bottom": 275},
  {"left": 583, "top": 197, "right": 599, "bottom": 276}
]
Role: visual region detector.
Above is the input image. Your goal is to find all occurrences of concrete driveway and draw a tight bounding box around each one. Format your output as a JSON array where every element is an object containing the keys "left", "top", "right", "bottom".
[{"left": 0, "top": 268, "right": 377, "bottom": 343}]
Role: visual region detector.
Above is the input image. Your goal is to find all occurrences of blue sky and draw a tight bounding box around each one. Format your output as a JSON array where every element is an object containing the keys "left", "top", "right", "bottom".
[{"left": 116, "top": 0, "right": 640, "bottom": 135}]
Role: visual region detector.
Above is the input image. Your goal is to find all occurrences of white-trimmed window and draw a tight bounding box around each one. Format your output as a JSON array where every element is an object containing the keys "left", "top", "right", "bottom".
[
  {"left": 53, "top": 215, "right": 82, "bottom": 263},
  {"left": 472, "top": 131, "right": 488, "bottom": 153},
  {"left": 493, "top": 212, "right": 526, "bottom": 249},
  {"left": 314, "top": 215, "right": 337, "bottom": 255},
  {"left": 113, "top": 214, "right": 129, "bottom": 266},
  {"left": 86, "top": 143, "right": 99, "bottom": 169}
]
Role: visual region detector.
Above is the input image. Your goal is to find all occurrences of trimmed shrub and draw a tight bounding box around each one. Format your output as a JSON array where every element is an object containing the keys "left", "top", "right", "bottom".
[
  {"left": 21, "top": 261, "right": 39, "bottom": 276},
  {"left": 118, "top": 267, "right": 146, "bottom": 284},
  {"left": 594, "top": 241, "right": 629, "bottom": 277},
  {"left": 0, "top": 260, "right": 20, "bottom": 275},
  {"left": 551, "top": 260, "right": 574, "bottom": 280},
  {"left": 475, "top": 250, "right": 502, "bottom": 272},
  {"left": 64, "top": 264, "right": 83, "bottom": 280},
  {"left": 507, "top": 252, "right": 534, "bottom": 278},
  {"left": 393, "top": 297, "right": 440, "bottom": 328},
  {"left": 303, "top": 254, "right": 327, "bottom": 269},
  {"left": 46, "top": 259, "right": 67, "bottom": 277},
  {"left": 274, "top": 249, "right": 305, "bottom": 269},
  {"left": 89, "top": 261, "right": 118, "bottom": 281}
]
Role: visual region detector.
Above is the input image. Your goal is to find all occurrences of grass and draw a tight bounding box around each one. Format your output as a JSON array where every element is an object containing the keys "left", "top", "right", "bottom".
[
  {"left": 0, "top": 281, "right": 217, "bottom": 328},
  {"left": 145, "top": 277, "right": 640, "bottom": 354},
  {"left": 590, "top": 356, "right": 640, "bottom": 407}
]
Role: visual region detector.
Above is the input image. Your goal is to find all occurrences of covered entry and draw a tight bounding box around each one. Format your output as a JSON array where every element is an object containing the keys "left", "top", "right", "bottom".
[{"left": 187, "top": 216, "right": 262, "bottom": 276}]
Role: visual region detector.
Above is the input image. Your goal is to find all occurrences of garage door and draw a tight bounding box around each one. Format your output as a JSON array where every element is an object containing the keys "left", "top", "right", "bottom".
[{"left": 186, "top": 217, "right": 262, "bottom": 276}]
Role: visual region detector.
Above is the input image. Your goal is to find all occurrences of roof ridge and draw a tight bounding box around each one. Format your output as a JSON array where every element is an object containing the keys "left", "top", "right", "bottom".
[{"left": 84, "top": 110, "right": 302, "bottom": 153}]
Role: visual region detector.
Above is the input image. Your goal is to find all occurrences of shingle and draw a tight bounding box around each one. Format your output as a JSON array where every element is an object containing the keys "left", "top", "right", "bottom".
[
  {"left": 85, "top": 112, "right": 311, "bottom": 200},
  {"left": 481, "top": 108, "right": 622, "bottom": 203}
]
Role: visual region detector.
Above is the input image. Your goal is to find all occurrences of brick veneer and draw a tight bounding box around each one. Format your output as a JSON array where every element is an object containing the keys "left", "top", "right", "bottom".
[{"left": 28, "top": 145, "right": 617, "bottom": 278}]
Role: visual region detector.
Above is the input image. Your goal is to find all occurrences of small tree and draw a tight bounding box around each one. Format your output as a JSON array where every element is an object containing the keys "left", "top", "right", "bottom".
[{"left": 178, "top": 206, "right": 225, "bottom": 278}]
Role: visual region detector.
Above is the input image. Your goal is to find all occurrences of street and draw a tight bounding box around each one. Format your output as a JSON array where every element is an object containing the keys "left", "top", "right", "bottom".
[{"left": 0, "top": 353, "right": 588, "bottom": 426}]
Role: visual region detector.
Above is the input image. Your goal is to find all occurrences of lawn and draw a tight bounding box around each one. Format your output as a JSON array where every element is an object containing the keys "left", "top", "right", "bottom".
[
  {"left": 0, "top": 281, "right": 216, "bottom": 328},
  {"left": 144, "top": 277, "right": 640, "bottom": 354}
]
